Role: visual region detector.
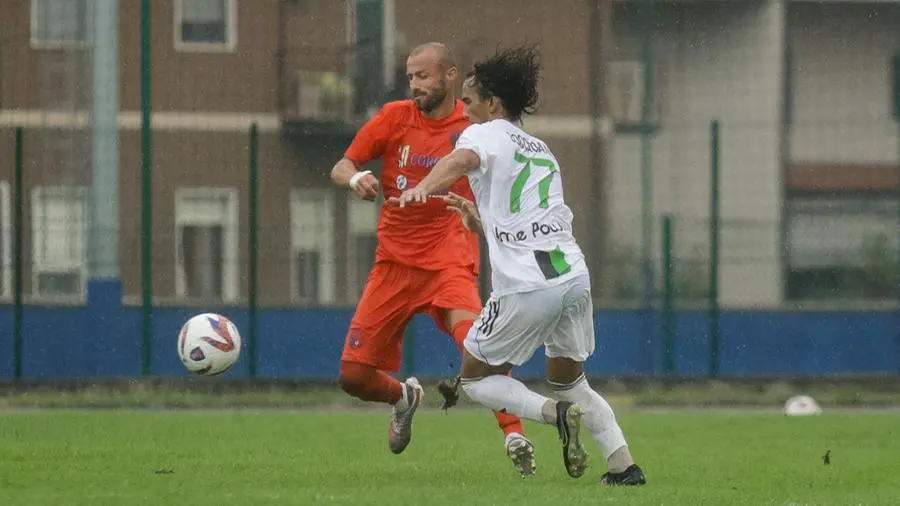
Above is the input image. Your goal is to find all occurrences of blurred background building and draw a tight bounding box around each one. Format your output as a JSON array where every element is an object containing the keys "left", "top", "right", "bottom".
[{"left": 0, "top": 0, "right": 898, "bottom": 379}]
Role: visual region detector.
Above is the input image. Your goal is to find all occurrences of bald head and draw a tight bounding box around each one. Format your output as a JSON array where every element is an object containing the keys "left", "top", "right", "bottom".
[
  {"left": 409, "top": 42, "right": 457, "bottom": 70},
  {"left": 406, "top": 42, "right": 459, "bottom": 117}
]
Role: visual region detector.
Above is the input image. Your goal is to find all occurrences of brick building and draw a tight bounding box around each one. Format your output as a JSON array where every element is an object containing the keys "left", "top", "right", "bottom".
[
  {"left": 0, "top": 0, "right": 615, "bottom": 308},
  {"left": 1, "top": 0, "right": 897, "bottom": 309}
]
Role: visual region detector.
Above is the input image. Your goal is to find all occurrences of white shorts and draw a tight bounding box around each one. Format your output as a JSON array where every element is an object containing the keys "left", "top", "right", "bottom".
[{"left": 463, "top": 274, "right": 595, "bottom": 366}]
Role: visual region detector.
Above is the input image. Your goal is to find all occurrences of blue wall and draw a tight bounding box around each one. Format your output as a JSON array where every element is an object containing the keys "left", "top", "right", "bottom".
[{"left": 1, "top": 281, "right": 898, "bottom": 380}]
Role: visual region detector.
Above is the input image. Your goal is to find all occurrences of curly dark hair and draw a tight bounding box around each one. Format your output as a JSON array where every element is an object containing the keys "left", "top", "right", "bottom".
[{"left": 467, "top": 45, "right": 541, "bottom": 122}]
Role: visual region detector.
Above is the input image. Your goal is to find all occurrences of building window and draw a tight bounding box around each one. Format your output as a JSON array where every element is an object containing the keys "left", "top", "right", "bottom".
[
  {"left": 32, "top": 186, "right": 87, "bottom": 298},
  {"left": 30, "top": 0, "right": 89, "bottom": 48},
  {"left": 0, "top": 182, "right": 10, "bottom": 299},
  {"left": 348, "top": 198, "right": 379, "bottom": 301},
  {"left": 175, "top": 0, "right": 237, "bottom": 51},
  {"left": 175, "top": 188, "right": 239, "bottom": 302},
  {"left": 290, "top": 189, "right": 335, "bottom": 305},
  {"left": 786, "top": 196, "right": 900, "bottom": 301}
]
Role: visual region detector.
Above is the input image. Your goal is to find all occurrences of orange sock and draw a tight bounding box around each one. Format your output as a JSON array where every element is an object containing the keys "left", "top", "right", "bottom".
[
  {"left": 450, "top": 319, "right": 527, "bottom": 438},
  {"left": 339, "top": 361, "right": 404, "bottom": 404},
  {"left": 494, "top": 409, "right": 526, "bottom": 437}
]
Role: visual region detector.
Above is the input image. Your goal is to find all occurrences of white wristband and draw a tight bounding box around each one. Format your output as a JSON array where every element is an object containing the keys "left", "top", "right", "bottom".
[{"left": 348, "top": 170, "right": 373, "bottom": 190}]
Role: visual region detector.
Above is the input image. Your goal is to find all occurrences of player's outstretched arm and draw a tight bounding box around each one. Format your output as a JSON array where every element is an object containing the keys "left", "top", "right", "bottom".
[
  {"left": 331, "top": 157, "right": 380, "bottom": 201},
  {"left": 441, "top": 192, "right": 482, "bottom": 233},
  {"left": 395, "top": 149, "right": 479, "bottom": 207}
]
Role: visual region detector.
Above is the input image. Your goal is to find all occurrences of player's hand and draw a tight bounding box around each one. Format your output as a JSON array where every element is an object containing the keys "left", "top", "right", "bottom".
[
  {"left": 441, "top": 192, "right": 482, "bottom": 232},
  {"left": 352, "top": 173, "right": 380, "bottom": 201},
  {"left": 396, "top": 186, "right": 430, "bottom": 208}
]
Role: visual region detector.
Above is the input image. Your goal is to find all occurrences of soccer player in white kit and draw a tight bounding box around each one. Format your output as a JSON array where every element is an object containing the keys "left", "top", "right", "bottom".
[{"left": 395, "top": 45, "right": 646, "bottom": 485}]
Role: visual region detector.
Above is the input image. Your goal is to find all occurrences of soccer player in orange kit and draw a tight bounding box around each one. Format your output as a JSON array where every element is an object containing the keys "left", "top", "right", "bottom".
[{"left": 329, "top": 42, "right": 535, "bottom": 476}]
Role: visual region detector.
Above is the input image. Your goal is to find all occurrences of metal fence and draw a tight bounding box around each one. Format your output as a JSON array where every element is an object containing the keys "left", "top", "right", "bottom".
[{"left": 1, "top": 0, "right": 899, "bottom": 379}]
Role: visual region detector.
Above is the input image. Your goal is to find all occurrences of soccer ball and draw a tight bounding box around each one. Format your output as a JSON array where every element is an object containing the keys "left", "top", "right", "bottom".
[{"left": 177, "top": 313, "right": 242, "bottom": 376}]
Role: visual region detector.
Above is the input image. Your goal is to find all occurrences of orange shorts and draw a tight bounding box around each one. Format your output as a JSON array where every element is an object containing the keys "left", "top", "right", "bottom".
[{"left": 341, "top": 261, "right": 482, "bottom": 372}]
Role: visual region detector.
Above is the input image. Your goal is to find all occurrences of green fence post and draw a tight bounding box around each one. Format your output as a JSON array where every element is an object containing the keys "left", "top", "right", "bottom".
[
  {"left": 709, "top": 120, "right": 721, "bottom": 378},
  {"left": 891, "top": 53, "right": 900, "bottom": 122},
  {"left": 894, "top": 53, "right": 900, "bottom": 372},
  {"left": 662, "top": 214, "right": 675, "bottom": 375},
  {"left": 402, "top": 326, "right": 415, "bottom": 377},
  {"left": 139, "top": 0, "right": 153, "bottom": 376},
  {"left": 639, "top": 0, "right": 655, "bottom": 308},
  {"left": 13, "top": 127, "right": 23, "bottom": 380},
  {"left": 248, "top": 123, "right": 259, "bottom": 378}
]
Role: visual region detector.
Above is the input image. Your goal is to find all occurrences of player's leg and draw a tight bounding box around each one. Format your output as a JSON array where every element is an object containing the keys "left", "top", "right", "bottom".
[
  {"left": 443, "top": 309, "right": 526, "bottom": 436},
  {"left": 338, "top": 261, "right": 409, "bottom": 402},
  {"left": 339, "top": 262, "right": 424, "bottom": 454},
  {"left": 427, "top": 267, "right": 530, "bottom": 472},
  {"left": 443, "top": 308, "right": 532, "bottom": 473},
  {"left": 458, "top": 289, "right": 589, "bottom": 478},
  {"left": 544, "top": 274, "right": 646, "bottom": 486},
  {"left": 429, "top": 267, "right": 527, "bottom": 437},
  {"left": 338, "top": 360, "right": 403, "bottom": 403}
]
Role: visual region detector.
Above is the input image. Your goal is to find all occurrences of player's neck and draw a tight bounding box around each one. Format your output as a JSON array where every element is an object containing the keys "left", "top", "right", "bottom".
[
  {"left": 489, "top": 111, "right": 512, "bottom": 123},
  {"left": 421, "top": 99, "right": 457, "bottom": 121}
]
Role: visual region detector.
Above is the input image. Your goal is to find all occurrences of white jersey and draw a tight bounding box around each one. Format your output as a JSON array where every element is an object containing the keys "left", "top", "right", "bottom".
[{"left": 454, "top": 119, "right": 587, "bottom": 296}]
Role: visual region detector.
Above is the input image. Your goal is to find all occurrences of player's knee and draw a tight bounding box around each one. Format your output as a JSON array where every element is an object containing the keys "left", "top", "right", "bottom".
[
  {"left": 545, "top": 356, "right": 585, "bottom": 385},
  {"left": 460, "top": 377, "right": 481, "bottom": 400},
  {"left": 338, "top": 361, "right": 372, "bottom": 398}
]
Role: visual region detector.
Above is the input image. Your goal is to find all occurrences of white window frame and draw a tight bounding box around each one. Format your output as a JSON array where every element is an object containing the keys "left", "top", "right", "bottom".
[
  {"left": 31, "top": 185, "right": 88, "bottom": 299},
  {"left": 347, "top": 196, "right": 379, "bottom": 300},
  {"left": 174, "top": 0, "right": 238, "bottom": 53},
  {"left": 174, "top": 187, "right": 239, "bottom": 302},
  {"left": 29, "top": 0, "right": 90, "bottom": 50},
  {"left": 0, "top": 182, "right": 11, "bottom": 299},
  {"left": 290, "top": 189, "right": 335, "bottom": 305}
]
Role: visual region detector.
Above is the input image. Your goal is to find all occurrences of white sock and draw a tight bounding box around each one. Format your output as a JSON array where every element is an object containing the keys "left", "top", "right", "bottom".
[
  {"left": 461, "top": 375, "right": 555, "bottom": 424},
  {"left": 550, "top": 374, "right": 629, "bottom": 463},
  {"left": 504, "top": 432, "right": 526, "bottom": 447}
]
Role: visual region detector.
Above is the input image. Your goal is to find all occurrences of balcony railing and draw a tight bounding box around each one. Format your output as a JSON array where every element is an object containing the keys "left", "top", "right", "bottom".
[
  {"left": 294, "top": 70, "right": 354, "bottom": 122},
  {"left": 280, "top": 43, "right": 409, "bottom": 128}
]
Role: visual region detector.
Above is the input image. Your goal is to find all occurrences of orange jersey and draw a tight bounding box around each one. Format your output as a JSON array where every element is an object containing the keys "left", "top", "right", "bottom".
[{"left": 344, "top": 100, "right": 479, "bottom": 273}]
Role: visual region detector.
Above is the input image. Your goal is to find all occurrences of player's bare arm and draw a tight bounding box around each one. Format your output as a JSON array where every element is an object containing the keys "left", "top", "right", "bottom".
[
  {"left": 395, "top": 149, "right": 479, "bottom": 207},
  {"left": 441, "top": 192, "right": 482, "bottom": 233},
  {"left": 330, "top": 157, "right": 380, "bottom": 201}
]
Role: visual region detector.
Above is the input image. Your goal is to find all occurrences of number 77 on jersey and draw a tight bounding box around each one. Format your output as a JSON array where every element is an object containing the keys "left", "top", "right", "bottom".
[{"left": 509, "top": 151, "right": 559, "bottom": 214}]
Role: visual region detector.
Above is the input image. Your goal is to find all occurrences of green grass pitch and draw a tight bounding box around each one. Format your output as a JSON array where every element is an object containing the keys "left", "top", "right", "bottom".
[{"left": 0, "top": 409, "right": 897, "bottom": 505}]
